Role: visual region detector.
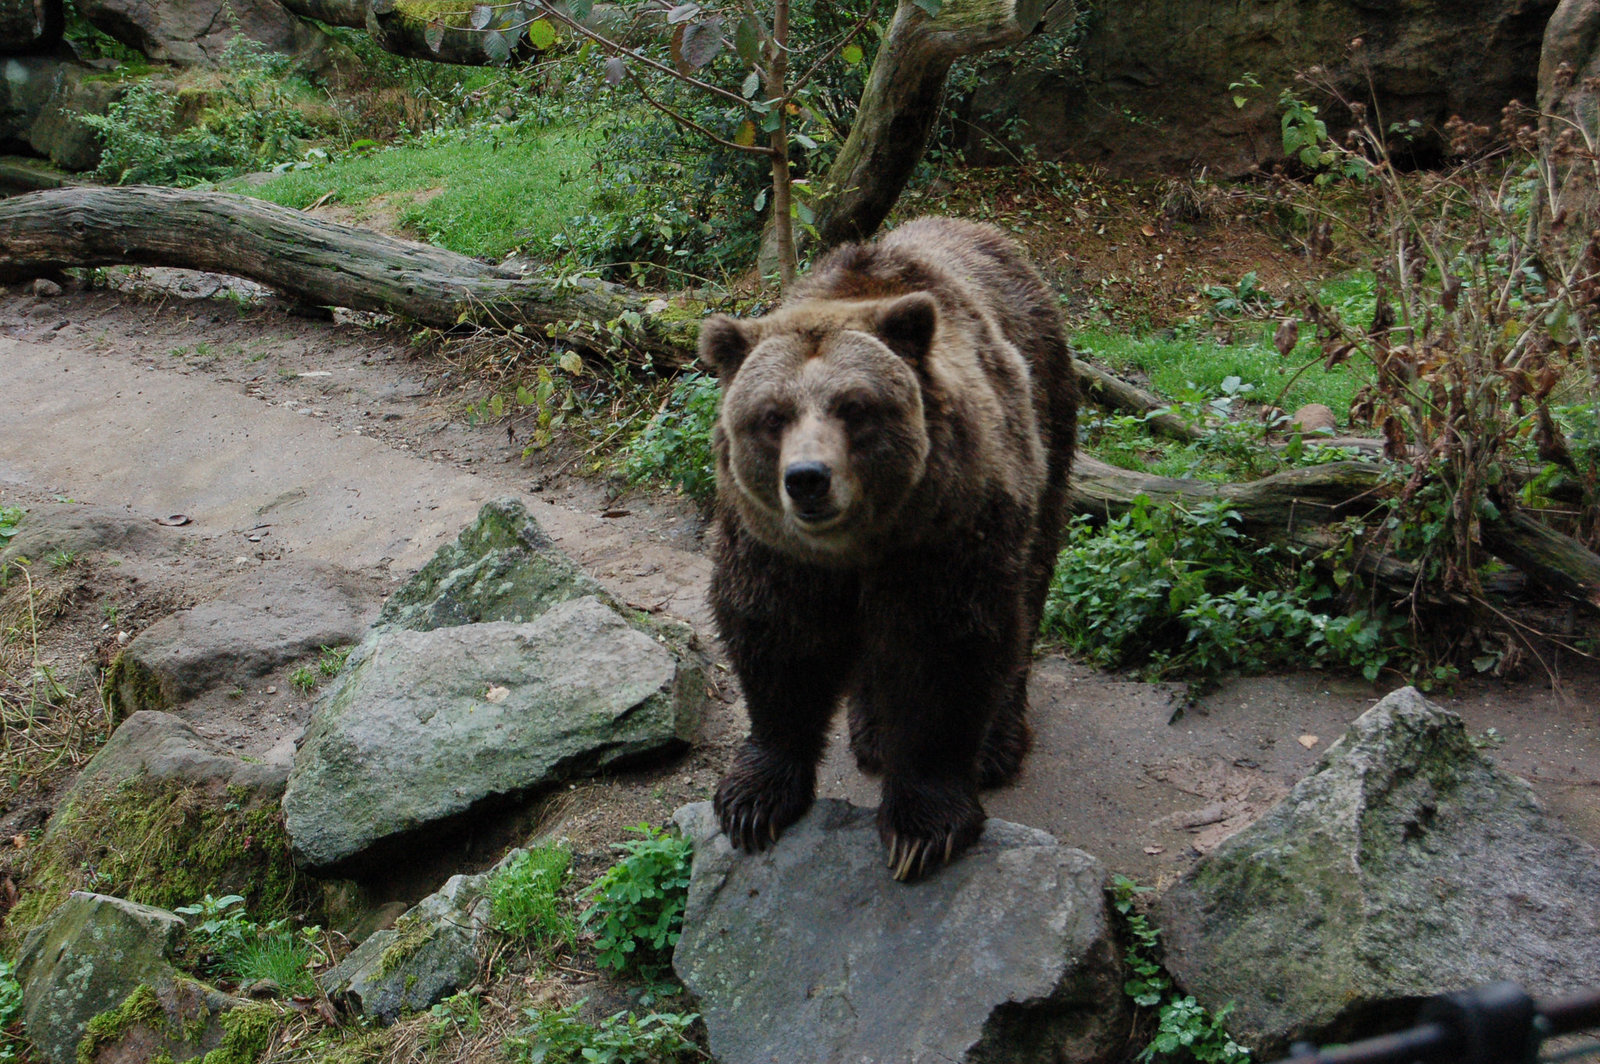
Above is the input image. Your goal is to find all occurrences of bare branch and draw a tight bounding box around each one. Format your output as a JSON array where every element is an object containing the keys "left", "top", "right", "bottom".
[{"left": 621, "top": 61, "right": 775, "bottom": 157}]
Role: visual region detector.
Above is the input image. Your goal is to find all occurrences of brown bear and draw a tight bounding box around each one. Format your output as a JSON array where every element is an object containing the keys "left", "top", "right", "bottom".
[{"left": 699, "top": 216, "right": 1078, "bottom": 881}]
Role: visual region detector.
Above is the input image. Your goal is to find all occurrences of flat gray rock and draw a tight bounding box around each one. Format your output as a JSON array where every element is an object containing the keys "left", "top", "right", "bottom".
[
  {"left": 0, "top": 504, "right": 168, "bottom": 566},
  {"left": 69, "top": 710, "right": 287, "bottom": 801},
  {"left": 673, "top": 800, "right": 1127, "bottom": 1064},
  {"left": 284, "top": 596, "right": 702, "bottom": 869},
  {"left": 1157, "top": 686, "right": 1600, "bottom": 1054},
  {"left": 16, "top": 893, "right": 186, "bottom": 1064},
  {"left": 110, "top": 560, "right": 378, "bottom": 713}
]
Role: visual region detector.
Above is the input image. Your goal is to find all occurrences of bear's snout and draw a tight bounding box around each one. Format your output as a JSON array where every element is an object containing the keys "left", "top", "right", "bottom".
[{"left": 783, "top": 461, "right": 833, "bottom": 513}]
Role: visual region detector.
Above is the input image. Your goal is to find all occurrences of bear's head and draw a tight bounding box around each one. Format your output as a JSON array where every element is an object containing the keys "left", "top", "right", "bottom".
[{"left": 698, "top": 293, "right": 939, "bottom": 564}]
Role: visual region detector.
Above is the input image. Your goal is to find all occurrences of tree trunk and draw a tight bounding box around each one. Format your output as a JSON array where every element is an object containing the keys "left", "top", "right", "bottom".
[
  {"left": 811, "top": 0, "right": 1075, "bottom": 248},
  {"left": 0, "top": 186, "right": 698, "bottom": 366}
]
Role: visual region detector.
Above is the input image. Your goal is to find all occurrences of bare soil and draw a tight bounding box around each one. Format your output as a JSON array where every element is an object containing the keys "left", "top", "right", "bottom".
[{"left": 1, "top": 259, "right": 1598, "bottom": 914}]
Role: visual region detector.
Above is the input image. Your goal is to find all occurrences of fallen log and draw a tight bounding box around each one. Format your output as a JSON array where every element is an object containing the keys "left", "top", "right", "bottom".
[{"left": 0, "top": 185, "right": 702, "bottom": 367}]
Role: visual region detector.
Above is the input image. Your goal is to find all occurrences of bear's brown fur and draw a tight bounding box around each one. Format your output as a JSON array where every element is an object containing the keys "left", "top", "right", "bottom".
[{"left": 699, "top": 217, "right": 1078, "bottom": 881}]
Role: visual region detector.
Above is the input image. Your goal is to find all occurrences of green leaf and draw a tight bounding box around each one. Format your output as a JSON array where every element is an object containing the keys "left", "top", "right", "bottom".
[
  {"left": 736, "top": 17, "right": 761, "bottom": 67},
  {"left": 841, "top": 42, "right": 863, "bottom": 66},
  {"left": 604, "top": 56, "right": 627, "bottom": 84},
  {"left": 680, "top": 18, "right": 724, "bottom": 69},
  {"left": 741, "top": 69, "right": 761, "bottom": 98},
  {"left": 424, "top": 19, "right": 445, "bottom": 52},
  {"left": 469, "top": 4, "right": 492, "bottom": 30},
  {"left": 526, "top": 18, "right": 556, "bottom": 49},
  {"left": 569, "top": 0, "right": 592, "bottom": 19},
  {"left": 483, "top": 29, "right": 511, "bottom": 63},
  {"left": 912, "top": 0, "right": 942, "bottom": 14},
  {"left": 558, "top": 351, "right": 585, "bottom": 376}
]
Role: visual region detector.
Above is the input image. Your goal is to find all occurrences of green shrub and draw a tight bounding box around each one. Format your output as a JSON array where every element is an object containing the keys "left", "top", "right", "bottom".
[
  {"left": 577, "top": 826, "right": 692, "bottom": 981},
  {"left": 175, "top": 895, "right": 318, "bottom": 996},
  {"left": 81, "top": 37, "right": 321, "bottom": 186},
  {"left": 489, "top": 845, "right": 574, "bottom": 950},
  {"left": 1041, "top": 497, "right": 1395, "bottom": 680},
  {"left": 508, "top": 1003, "right": 698, "bottom": 1064},
  {"left": 0, "top": 957, "right": 24, "bottom": 1062},
  {"left": 622, "top": 372, "right": 721, "bottom": 505},
  {"left": 1112, "top": 876, "right": 1251, "bottom": 1064}
]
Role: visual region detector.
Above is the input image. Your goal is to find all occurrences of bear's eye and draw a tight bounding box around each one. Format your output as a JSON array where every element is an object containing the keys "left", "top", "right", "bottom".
[
  {"left": 834, "top": 399, "right": 871, "bottom": 424},
  {"left": 750, "top": 408, "right": 787, "bottom": 438}
]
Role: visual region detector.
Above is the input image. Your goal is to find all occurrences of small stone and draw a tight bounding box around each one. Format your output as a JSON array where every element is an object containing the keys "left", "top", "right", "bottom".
[
  {"left": 1289, "top": 403, "right": 1337, "bottom": 435},
  {"left": 32, "top": 278, "right": 62, "bottom": 298}
]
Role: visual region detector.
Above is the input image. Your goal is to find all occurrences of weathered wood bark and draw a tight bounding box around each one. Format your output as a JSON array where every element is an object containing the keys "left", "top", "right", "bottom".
[
  {"left": 812, "top": 0, "right": 1078, "bottom": 248},
  {"left": 0, "top": 186, "right": 699, "bottom": 365},
  {"left": 0, "top": 0, "right": 62, "bottom": 52},
  {"left": 1482, "top": 510, "right": 1600, "bottom": 610},
  {"left": 1075, "top": 361, "right": 1205, "bottom": 442}
]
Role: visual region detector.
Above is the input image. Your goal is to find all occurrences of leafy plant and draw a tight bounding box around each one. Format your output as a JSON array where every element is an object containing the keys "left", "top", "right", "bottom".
[
  {"left": 578, "top": 825, "right": 692, "bottom": 980},
  {"left": 0, "top": 957, "right": 24, "bottom": 1062},
  {"left": 509, "top": 1003, "right": 700, "bottom": 1064},
  {"left": 1112, "top": 876, "right": 1251, "bottom": 1064},
  {"left": 427, "top": 991, "right": 483, "bottom": 1049},
  {"left": 290, "top": 666, "right": 318, "bottom": 694},
  {"left": 176, "top": 893, "right": 254, "bottom": 957},
  {"left": 622, "top": 372, "right": 721, "bottom": 505},
  {"left": 0, "top": 506, "right": 23, "bottom": 544},
  {"left": 1041, "top": 497, "right": 1396, "bottom": 681},
  {"left": 489, "top": 845, "right": 574, "bottom": 950},
  {"left": 176, "top": 895, "right": 319, "bottom": 995},
  {"left": 82, "top": 38, "right": 322, "bottom": 186}
]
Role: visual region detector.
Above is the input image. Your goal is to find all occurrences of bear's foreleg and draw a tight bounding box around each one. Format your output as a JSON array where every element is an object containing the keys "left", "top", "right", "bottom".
[
  {"left": 711, "top": 528, "right": 860, "bottom": 852},
  {"left": 859, "top": 556, "right": 1027, "bottom": 881}
]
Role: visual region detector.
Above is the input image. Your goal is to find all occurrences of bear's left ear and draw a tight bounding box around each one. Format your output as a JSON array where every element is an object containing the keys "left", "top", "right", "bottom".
[
  {"left": 698, "top": 315, "right": 754, "bottom": 380},
  {"left": 874, "top": 292, "right": 938, "bottom": 366}
]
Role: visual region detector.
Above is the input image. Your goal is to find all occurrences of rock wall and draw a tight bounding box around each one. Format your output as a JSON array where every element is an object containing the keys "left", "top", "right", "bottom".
[{"left": 962, "top": 0, "right": 1556, "bottom": 176}]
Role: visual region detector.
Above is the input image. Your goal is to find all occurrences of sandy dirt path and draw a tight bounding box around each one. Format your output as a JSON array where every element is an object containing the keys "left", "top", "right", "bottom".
[{"left": 3, "top": 289, "right": 1598, "bottom": 883}]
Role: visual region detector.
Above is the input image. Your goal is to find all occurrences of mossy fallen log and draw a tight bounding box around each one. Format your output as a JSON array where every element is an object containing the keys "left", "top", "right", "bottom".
[{"left": 0, "top": 185, "right": 701, "bottom": 367}]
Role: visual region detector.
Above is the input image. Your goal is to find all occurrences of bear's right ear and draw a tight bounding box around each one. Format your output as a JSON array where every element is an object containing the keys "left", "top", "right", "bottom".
[
  {"left": 698, "top": 315, "right": 753, "bottom": 380},
  {"left": 874, "top": 292, "right": 938, "bottom": 367}
]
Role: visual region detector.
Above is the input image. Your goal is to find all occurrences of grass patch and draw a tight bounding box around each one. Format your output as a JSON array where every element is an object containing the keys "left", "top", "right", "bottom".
[
  {"left": 245, "top": 126, "right": 596, "bottom": 260},
  {"left": 1073, "top": 327, "right": 1362, "bottom": 422}
]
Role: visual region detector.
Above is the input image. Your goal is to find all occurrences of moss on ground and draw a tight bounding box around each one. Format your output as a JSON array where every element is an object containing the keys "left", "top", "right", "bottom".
[
  {"left": 8, "top": 777, "right": 307, "bottom": 946},
  {"left": 77, "top": 984, "right": 164, "bottom": 1064},
  {"left": 201, "top": 1003, "right": 279, "bottom": 1064}
]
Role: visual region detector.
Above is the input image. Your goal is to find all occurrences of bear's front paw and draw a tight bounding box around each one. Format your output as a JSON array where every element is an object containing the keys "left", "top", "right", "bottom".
[
  {"left": 714, "top": 741, "right": 817, "bottom": 852},
  {"left": 877, "top": 776, "right": 985, "bottom": 882}
]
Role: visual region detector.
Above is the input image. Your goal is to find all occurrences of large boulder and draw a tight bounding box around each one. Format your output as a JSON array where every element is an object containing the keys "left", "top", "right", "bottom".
[
  {"left": 10, "top": 712, "right": 296, "bottom": 938},
  {"left": 1156, "top": 687, "right": 1600, "bottom": 1054},
  {"left": 16, "top": 893, "right": 197, "bottom": 1064},
  {"left": 75, "top": 0, "right": 321, "bottom": 66},
  {"left": 0, "top": 0, "right": 62, "bottom": 54},
  {"left": 283, "top": 500, "right": 705, "bottom": 870},
  {"left": 1539, "top": 0, "right": 1600, "bottom": 129},
  {"left": 25, "top": 62, "right": 124, "bottom": 171},
  {"left": 672, "top": 800, "right": 1128, "bottom": 1064},
  {"left": 109, "top": 559, "right": 378, "bottom": 715},
  {"left": 964, "top": 0, "right": 1555, "bottom": 177},
  {"left": 284, "top": 597, "right": 703, "bottom": 869}
]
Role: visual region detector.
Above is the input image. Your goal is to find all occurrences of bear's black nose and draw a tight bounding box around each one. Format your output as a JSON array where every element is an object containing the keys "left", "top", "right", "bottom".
[{"left": 784, "top": 462, "right": 833, "bottom": 508}]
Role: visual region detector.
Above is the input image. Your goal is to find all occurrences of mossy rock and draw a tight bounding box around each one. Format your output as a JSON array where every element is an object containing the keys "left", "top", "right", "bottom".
[
  {"left": 8, "top": 775, "right": 304, "bottom": 946},
  {"left": 75, "top": 980, "right": 274, "bottom": 1064}
]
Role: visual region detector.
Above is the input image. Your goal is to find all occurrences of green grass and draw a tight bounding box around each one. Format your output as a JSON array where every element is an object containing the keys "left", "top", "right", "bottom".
[
  {"left": 246, "top": 125, "right": 596, "bottom": 260},
  {"left": 1073, "top": 325, "right": 1363, "bottom": 424}
]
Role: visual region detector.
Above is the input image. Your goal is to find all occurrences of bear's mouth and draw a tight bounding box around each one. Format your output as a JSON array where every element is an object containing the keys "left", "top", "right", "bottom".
[{"left": 787, "top": 505, "right": 846, "bottom": 533}]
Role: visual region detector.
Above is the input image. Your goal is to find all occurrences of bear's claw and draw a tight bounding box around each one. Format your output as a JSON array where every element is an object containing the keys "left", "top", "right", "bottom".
[
  {"left": 878, "top": 777, "right": 985, "bottom": 882},
  {"left": 714, "top": 741, "right": 816, "bottom": 852}
]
